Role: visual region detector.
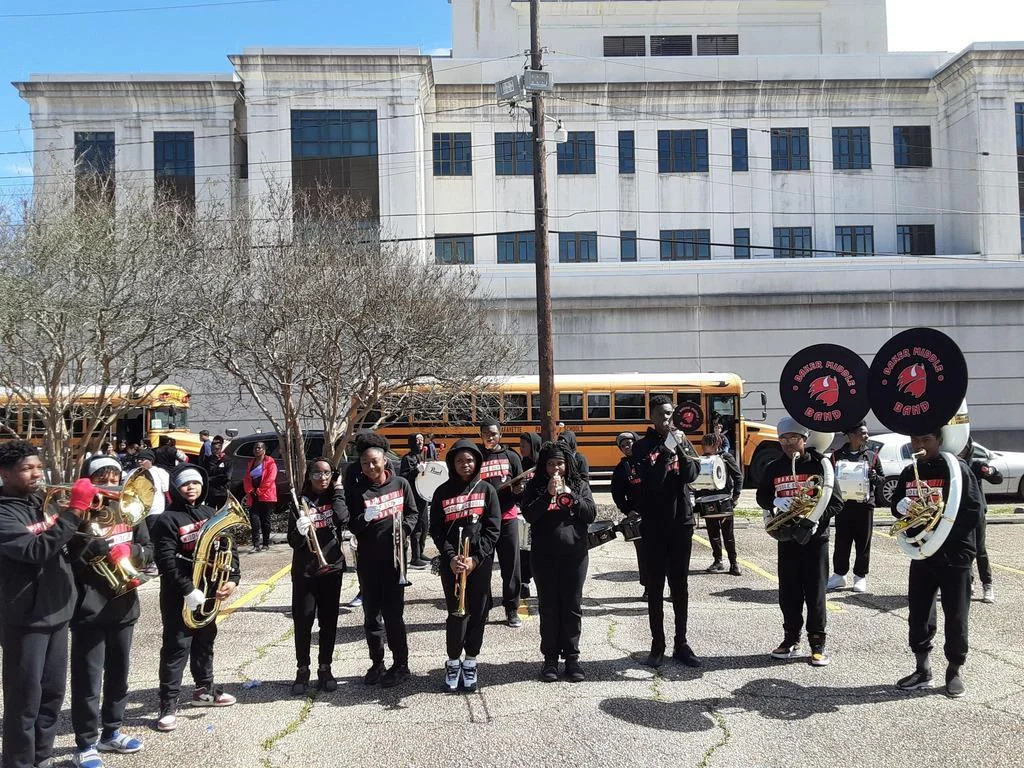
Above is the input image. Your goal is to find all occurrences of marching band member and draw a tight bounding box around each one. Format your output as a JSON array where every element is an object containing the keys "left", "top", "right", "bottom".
[
  {"left": 399, "top": 434, "right": 431, "bottom": 570},
  {"left": 517, "top": 431, "right": 541, "bottom": 599},
  {"left": 68, "top": 457, "right": 150, "bottom": 767},
  {"left": 521, "top": 441, "right": 596, "bottom": 683},
  {"left": 150, "top": 465, "right": 239, "bottom": 732},
  {"left": 345, "top": 433, "right": 419, "bottom": 688},
  {"left": 288, "top": 458, "right": 348, "bottom": 695},
  {"left": 827, "top": 422, "right": 882, "bottom": 594},
  {"left": 477, "top": 418, "right": 525, "bottom": 627},
  {"left": 632, "top": 396, "right": 701, "bottom": 668},
  {"left": 697, "top": 434, "right": 743, "bottom": 576},
  {"left": 892, "top": 429, "right": 983, "bottom": 698},
  {"left": 756, "top": 417, "right": 844, "bottom": 667},
  {"left": 610, "top": 432, "right": 647, "bottom": 595},
  {"left": 0, "top": 442, "right": 91, "bottom": 768},
  {"left": 429, "top": 439, "right": 501, "bottom": 692},
  {"left": 959, "top": 438, "right": 1001, "bottom": 604},
  {"left": 557, "top": 430, "right": 590, "bottom": 481}
]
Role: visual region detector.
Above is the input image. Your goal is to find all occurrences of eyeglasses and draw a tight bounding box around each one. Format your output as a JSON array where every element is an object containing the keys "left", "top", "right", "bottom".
[{"left": 310, "top": 471, "right": 332, "bottom": 479}]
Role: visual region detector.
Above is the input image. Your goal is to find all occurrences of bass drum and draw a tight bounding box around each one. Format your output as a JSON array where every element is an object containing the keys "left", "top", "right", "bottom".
[
  {"left": 835, "top": 460, "right": 870, "bottom": 503},
  {"left": 692, "top": 456, "right": 726, "bottom": 491},
  {"left": 414, "top": 461, "right": 449, "bottom": 502}
]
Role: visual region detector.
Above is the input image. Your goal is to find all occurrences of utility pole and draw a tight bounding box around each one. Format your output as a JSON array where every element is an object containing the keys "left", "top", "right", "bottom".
[{"left": 530, "top": 0, "right": 557, "bottom": 442}]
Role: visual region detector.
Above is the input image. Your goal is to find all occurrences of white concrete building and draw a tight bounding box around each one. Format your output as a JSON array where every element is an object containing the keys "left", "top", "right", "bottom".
[{"left": 14, "top": 0, "right": 1024, "bottom": 448}]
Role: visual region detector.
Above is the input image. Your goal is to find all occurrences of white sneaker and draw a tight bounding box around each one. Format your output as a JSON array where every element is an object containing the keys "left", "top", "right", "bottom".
[
  {"left": 444, "top": 660, "right": 461, "bottom": 692},
  {"left": 982, "top": 584, "right": 995, "bottom": 604},
  {"left": 852, "top": 576, "right": 868, "bottom": 593},
  {"left": 826, "top": 573, "right": 847, "bottom": 591}
]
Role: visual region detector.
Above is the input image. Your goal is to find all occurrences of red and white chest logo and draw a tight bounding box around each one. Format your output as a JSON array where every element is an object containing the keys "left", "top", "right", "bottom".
[
  {"left": 365, "top": 489, "right": 404, "bottom": 520},
  {"left": 443, "top": 492, "right": 487, "bottom": 523},
  {"left": 480, "top": 458, "right": 511, "bottom": 482},
  {"left": 774, "top": 474, "right": 813, "bottom": 498},
  {"left": 310, "top": 503, "right": 333, "bottom": 530},
  {"left": 905, "top": 479, "right": 943, "bottom": 498},
  {"left": 178, "top": 521, "right": 204, "bottom": 552},
  {"left": 26, "top": 514, "right": 58, "bottom": 535}
]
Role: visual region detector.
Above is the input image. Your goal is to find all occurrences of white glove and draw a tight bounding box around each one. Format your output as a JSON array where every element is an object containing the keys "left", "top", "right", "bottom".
[
  {"left": 296, "top": 515, "right": 313, "bottom": 537},
  {"left": 417, "top": 463, "right": 427, "bottom": 474},
  {"left": 773, "top": 497, "right": 793, "bottom": 514},
  {"left": 185, "top": 589, "right": 206, "bottom": 611},
  {"left": 896, "top": 497, "right": 912, "bottom": 517},
  {"left": 363, "top": 506, "right": 380, "bottom": 522}
]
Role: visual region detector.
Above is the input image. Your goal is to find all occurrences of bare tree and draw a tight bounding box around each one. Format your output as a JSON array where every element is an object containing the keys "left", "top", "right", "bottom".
[{"left": 0, "top": 184, "right": 204, "bottom": 481}]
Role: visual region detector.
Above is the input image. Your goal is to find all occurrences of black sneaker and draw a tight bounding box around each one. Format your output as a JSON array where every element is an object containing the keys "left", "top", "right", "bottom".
[
  {"left": 291, "top": 667, "right": 310, "bottom": 696},
  {"left": 506, "top": 609, "right": 523, "bottom": 628},
  {"left": 729, "top": 563, "right": 742, "bottom": 576},
  {"left": 540, "top": 660, "right": 558, "bottom": 682},
  {"left": 897, "top": 669, "right": 933, "bottom": 690},
  {"left": 408, "top": 558, "right": 429, "bottom": 570},
  {"left": 317, "top": 664, "right": 337, "bottom": 693},
  {"left": 564, "top": 658, "right": 585, "bottom": 683},
  {"left": 363, "top": 661, "right": 385, "bottom": 686},
  {"left": 809, "top": 646, "right": 831, "bottom": 667},
  {"left": 381, "top": 663, "right": 410, "bottom": 688},
  {"left": 672, "top": 645, "right": 701, "bottom": 667},
  {"left": 520, "top": 584, "right": 531, "bottom": 599},
  {"left": 706, "top": 561, "right": 726, "bottom": 573},
  {"left": 643, "top": 650, "right": 665, "bottom": 668},
  {"left": 770, "top": 640, "right": 801, "bottom": 660},
  {"left": 945, "top": 668, "right": 966, "bottom": 698}
]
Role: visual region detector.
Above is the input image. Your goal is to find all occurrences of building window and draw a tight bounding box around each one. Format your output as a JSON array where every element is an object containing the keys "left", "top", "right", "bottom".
[
  {"left": 291, "top": 110, "right": 380, "bottom": 220},
  {"left": 835, "top": 226, "right": 874, "bottom": 256},
  {"left": 771, "top": 128, "right": 810, "bottom": 171},
  {"left": 435, "top": 235, "right": 474, "bottom": 264},
  {"left": 558, "top": 232, "right": 598, "bottom": 263},
  {"left": 153, "top": 131, "right": 195, "bottom": 213},
  {"left": 432, "top": 132, "right": 471, "bottom": 176},
  {"left": 650, "top": 35, "right": 692, "bottom": 56},
  {"left": 657, "top": 130, "right": 709, "bottom": 173},
  {"left": 897, "top": 225, "right": 936, "bottom": 256},
  {"left": 497, "top": 231, "right": 536, "bottom": 263},
  {"left": 620, "top": 231, "right": 637, "bottom": 262},
  {"left": 556, "top": 132, "right": 596, "bottom": 175},
  {"left": 733, "top": 228, "right": 750, "bottom": 259},
  {"left": 495, "top": 132, "right": 533, "bottom": 176},
  {"left": 833, "top": 127, "right": 872, "bottom": 170},
  {"left": 74, "top": 131, "right": 115, "bottom": 207},
  {"left": 660, "top": 229, "right": 711, "bottom": 261},
  {"left": 893, "top": 126, "right": 932, "bottom": 168},
  {"left": 696, "top": 34, "right": 739, "bottom": 55},
  {"left": 604, "top": 35, "right": 645, "bottom": 57},
  {"left": 773, "top": 227, "right": 813, "bottom": 258},
  {"left": 731, "top": 128, "right": 748, "bottom": 172},
  {"left": 618, "top": 130, "right": 635, "bottom": 174}
]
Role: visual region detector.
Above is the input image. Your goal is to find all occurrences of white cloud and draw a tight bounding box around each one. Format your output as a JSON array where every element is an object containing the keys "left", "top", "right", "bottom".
[{"left": 424, "top": 47, "right": 452, "bottom": 57}]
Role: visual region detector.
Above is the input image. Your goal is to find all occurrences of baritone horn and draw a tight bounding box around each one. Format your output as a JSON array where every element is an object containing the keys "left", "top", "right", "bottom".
[{"left": 183, "top": 494, "right": 249, "bottom": 629}]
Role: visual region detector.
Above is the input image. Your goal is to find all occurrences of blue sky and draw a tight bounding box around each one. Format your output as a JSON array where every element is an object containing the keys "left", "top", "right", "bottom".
[{"left": 2, "top": 0, "right": 1022, "bottom": 193}]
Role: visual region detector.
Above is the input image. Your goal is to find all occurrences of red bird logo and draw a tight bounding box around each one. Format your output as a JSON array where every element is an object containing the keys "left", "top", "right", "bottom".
[
  {"left": 897, "top": 363, "right": 927, "bottom": 399},
  {"left": 808, "top": 375, "right": 839, "bottom": 406}
]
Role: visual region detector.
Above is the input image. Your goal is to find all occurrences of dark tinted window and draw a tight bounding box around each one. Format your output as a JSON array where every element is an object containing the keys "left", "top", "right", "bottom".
[
  {"left": 614, "top": 392, "right": 645, "bottom": 421},
  {"left": 559, "top": 393, "right": 584, "bottom": 421}
]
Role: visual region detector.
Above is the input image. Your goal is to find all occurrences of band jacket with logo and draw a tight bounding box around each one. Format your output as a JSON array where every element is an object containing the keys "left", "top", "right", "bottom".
[
  {"left": 151, "top": 465, "right": 241, "bottom": 600},
  {"left": 693, "top": 451, "right": 744, "bottom": 511},
  {"left": 611, "top": 456, "right": 641, "bottom": 516},
  {"left": 345, "top": 468, "right": 418, "bottom": 570},
  {"left": 478, "top": 444, "right": 524, "bottom": 521},
  {"left": 69, "top": 517, "right": 153, "bottom": 627},
  {"left": 0, "top": 493, "right": 80, "bottom": 629},
  {"left": 756, "top": 449, "right": 845, "bottom": 543},
  {"left": 521, "top": 473, "right": 597, "bottom": 557},
  {"left": 631, "top": 428, "right": 702, "bottom": 528},
  {"left": 890, "top": 455, "right": 983, "bottom": 564},
  {"left": 830, "top": 443, "right": 882, "bottom": 511},
  {"left": 287, "top": 485, "right": 348, "bottom": 578},
  {"left": 429, "top": 440, "right": 501, "bottom": 568}
]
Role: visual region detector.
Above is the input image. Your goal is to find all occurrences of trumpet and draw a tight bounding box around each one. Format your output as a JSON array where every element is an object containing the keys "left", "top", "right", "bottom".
[
  {"left": 451, "top": 517, "right": 476, "bottom": 618},
  {"left": 393, "top": 508, "right": 411, "bottom": 588},
  {"left": 290, "top": 489, "right": 337, "bottom": 577},
  {"left": 890, "top": 450, "right": 945, "bottom": 536},
  {"left": 765, "top": 453, "right": 824, "bottom": 535}
]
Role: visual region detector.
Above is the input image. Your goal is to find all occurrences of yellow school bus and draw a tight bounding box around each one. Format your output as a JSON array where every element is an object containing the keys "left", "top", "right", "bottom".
[
  {"left": 369, "top": 373, "right": 783, "bottom": 486},
  {"left": 0, "top": 383, "right": 204, "bottom": 456}
]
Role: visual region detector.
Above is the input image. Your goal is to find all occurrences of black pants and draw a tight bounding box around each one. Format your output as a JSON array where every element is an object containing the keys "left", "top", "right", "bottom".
[
  {"left": 908, "top": 559, "right": 971, "bottom": 666},
  {"left": 292, "top": 571, "right": 343, "bottom": 668},
  {"left": 411, "top": 498, "right": 429, "bottom": 562},
  {"left": 531, "top": 550, "right": 587, "bottom": 661},
  {"left": 357, "top": 556, "right": 408, "bottom": 666},
  {"left": 70, "top": 622, "right": 135, "bottom": 750},
  {"left": 833, "top": 503, "right": 873, "bottom": 577},
  {"left": 495, "top": 518, "right": 521, "bottom": 612},
  {"left": 249, "top": 500, "right": 274, "bottom": 547},
  {"left": 705, "top": 517, "right": 737, "bottom": 564},
  {"left": 440, "top": 556, "right": 494, "bottom": 659},
  {"left": 643, "top": 524, "right": 694, "bottom": 654},
  {"left": 975, "top": 514, "right": 992, "bottom": 585},
  {"left": 158, "top": 588, "right": 217, "bottom": 702},
  {"left": 520, "top": 549, "right": 532, "bottom": 585},
  {"left": 633, "top": 539, "right": 648, "bottom": 587},
  {"left": 0, "top": 623, "right": 68, "bottom": 768},
  {"left": 778, "top": 537, "right": 828, "bottom": 644}
]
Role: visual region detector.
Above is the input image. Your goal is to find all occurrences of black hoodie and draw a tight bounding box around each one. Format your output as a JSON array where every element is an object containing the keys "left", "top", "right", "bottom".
[
  {"left": 288, "top": 464, "right": 349, "bottom": 578},
  {"left": 0, "top": 492, "right": 80, "bottom": 629},
  {"left": 521, "top": 443, "right": 597, "bottom": 556},
  {"left": 558, "top": 430, "right": 590, "bottom": 481},
  {"left": 632, "top": 427, "right": 702, "bottom": 528},
  {"left": 429, "top": 439, "right": 502, "bottom": 567},
  {"left": 519, "top": 432, "right": 543, "bottom": 472},
  {"left": 478, "top": 439, "right": 524, "bottom": 520},
  {"left": 150, "top": 464, "right": 241, "bottom": 600},
  {"left": 345, "top": 461, "right": 419, "bottom": 558},
  {"left": 756, "top": 449, "right": 845, "bottom": 544},
  {"left": 69, "top": 515, "right": 153, "bottom": 628}
]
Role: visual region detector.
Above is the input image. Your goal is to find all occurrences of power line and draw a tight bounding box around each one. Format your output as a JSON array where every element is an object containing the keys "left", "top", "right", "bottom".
[{"left": 0, "top": 0, "right": 283, "bottom": 19}]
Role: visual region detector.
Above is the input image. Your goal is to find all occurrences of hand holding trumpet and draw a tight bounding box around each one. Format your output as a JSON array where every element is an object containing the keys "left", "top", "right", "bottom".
[{"left": 449, "top": 554, "right": 476, "bottom": 575}]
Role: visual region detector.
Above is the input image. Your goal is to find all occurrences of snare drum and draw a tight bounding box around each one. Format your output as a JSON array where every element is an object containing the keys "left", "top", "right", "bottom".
[
  {"left": 695, "top": 493, "right": 733, "bottom": 520},
  {"left": 414, "top": 461, "right": 449, "bottom": 502},
  {"left": 692, "top": 456, "right": 727, "bottom": 491},
  {"left": 586, "top": 521, "right": 617, "bottom": 550},
  {"left": 614, "top": 514, "right": 642, "bottom": 542},
  {"left": 517, "top": 515, "right": 531, "bottom": 552},
  {"left": 835, "top": 460, "right": 870, "bottom": 503}
]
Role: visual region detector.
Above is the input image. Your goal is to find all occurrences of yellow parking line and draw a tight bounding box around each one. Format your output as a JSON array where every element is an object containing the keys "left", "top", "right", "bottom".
[
  {"left": 216, "top": 563, "right": 292, "bottom": 624},
  {"left": 874, "top": 529, "right": 1024, "bottom": 576}
]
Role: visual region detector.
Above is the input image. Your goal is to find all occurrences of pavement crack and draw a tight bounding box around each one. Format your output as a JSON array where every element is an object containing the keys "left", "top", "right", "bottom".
[
  {"left": 697, "top": 708, "right": 731, "bottom": 768},
  {"left": 237, "top": 626, "right": 294, "bottom": 682},
  {"left": 260, "top": 694, "right": 316, "bottom": 768}
]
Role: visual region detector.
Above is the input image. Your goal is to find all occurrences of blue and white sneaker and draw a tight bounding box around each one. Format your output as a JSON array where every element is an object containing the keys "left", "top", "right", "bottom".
[
  {"left": 72, "top": 748, "right": 104, "bottom": 768},
  {"left": 98, "top": 731, "right": 143, "bottom": 754}
]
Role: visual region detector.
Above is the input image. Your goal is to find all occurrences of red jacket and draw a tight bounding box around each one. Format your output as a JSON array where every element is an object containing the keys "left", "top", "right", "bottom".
[{"left": 243, "top": 456, "right": 278, "bottom": 503}]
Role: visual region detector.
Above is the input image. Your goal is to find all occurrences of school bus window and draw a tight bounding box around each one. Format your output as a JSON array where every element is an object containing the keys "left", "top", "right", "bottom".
[
  {"left": 648, "top": 391, "right": 675, "bottom": 417},
  {"left": 447, "top": 398, "right": 474, "bottom": 425},
  {"left": 529, "top": 394, "right": 541, "bottom": 423},
  {"left": 477, "top": 393, "right": 501, "bottom": 422},
  {"left": 678, "top": 392, "right": 700, "bottom": 409},
  {"left": 559, "top": 393, "right": 583, "bottom": 421},
  {"left": 63, "top": 408, "right": 86, "bottom": 438},
  {"left": 504, "top": 393, "right": 529, "bottom": 423},
  {"left": 614, "top": 392, "right": 645, "bottom": 421},
  {"left": 587, "top": 393, "right": 611, "bottom": 420}
]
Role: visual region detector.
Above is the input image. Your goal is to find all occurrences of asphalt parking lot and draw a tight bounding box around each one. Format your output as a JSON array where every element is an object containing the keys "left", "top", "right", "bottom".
[{"left": 7, "top": 504, "right": 1024, "bottom": 768}]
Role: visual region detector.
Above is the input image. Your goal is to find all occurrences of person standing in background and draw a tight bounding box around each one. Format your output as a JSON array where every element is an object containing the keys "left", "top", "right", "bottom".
[{"left": 242, "top": 442, "right": 277, "bottom": 553}]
